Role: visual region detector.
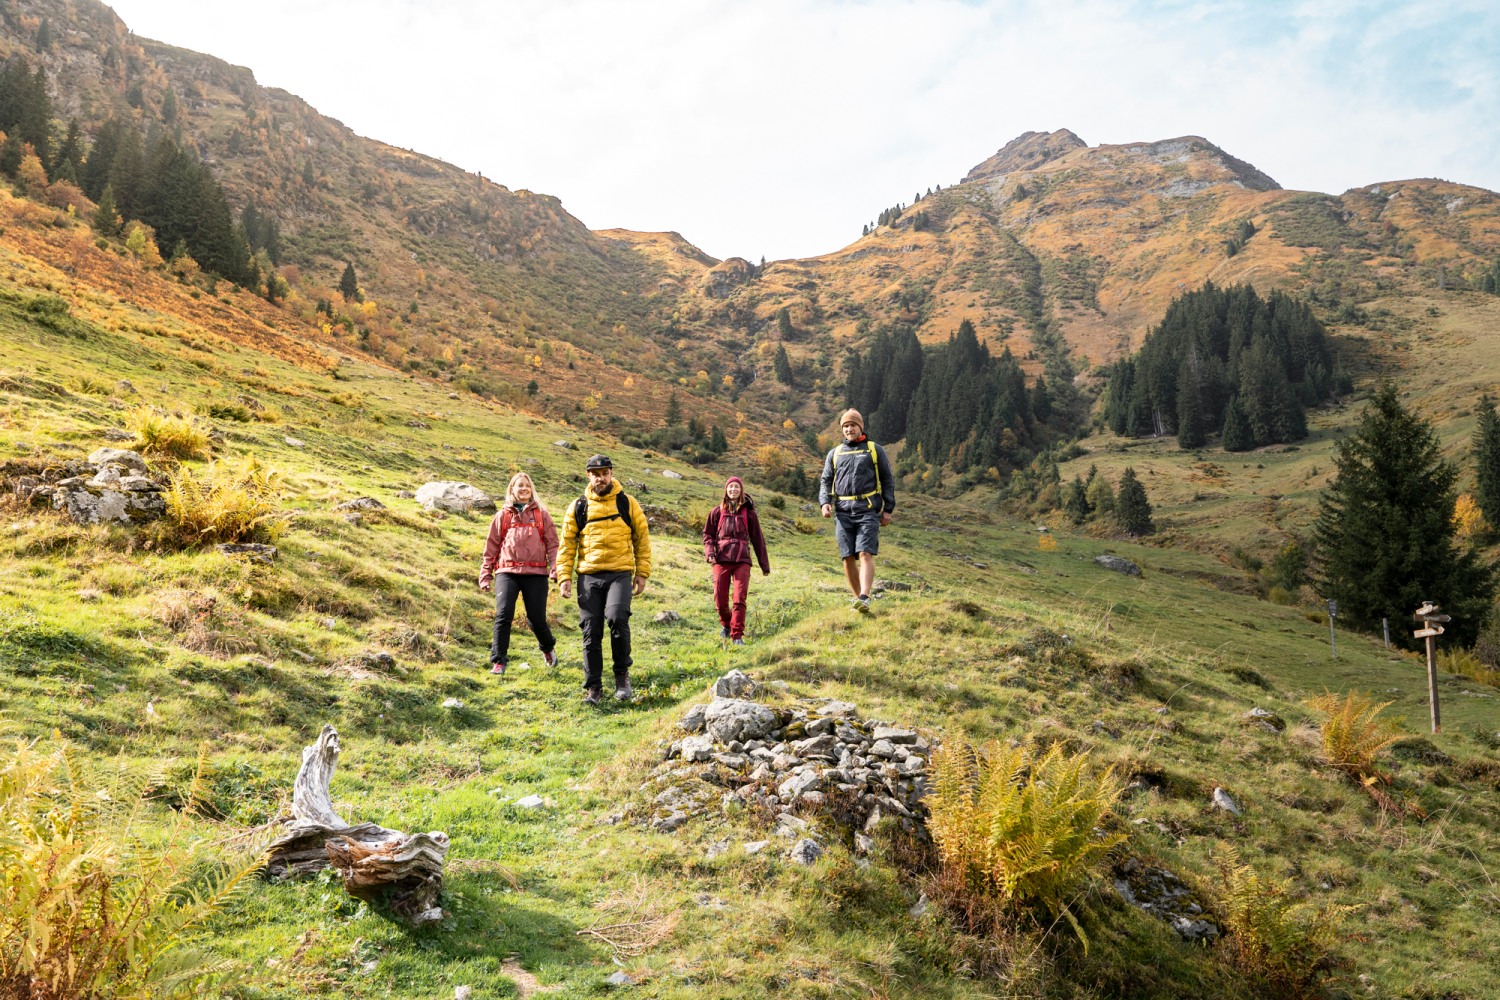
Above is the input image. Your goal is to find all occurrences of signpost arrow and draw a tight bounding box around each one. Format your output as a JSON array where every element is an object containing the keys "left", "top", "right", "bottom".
[{"left": 1414, "top": 626, "right": 1445, "bottom": 639}]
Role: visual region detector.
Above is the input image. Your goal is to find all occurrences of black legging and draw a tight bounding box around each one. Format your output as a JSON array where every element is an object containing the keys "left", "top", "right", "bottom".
[{"left": 490, "top": 573, "right": 556, "bottom": 665}]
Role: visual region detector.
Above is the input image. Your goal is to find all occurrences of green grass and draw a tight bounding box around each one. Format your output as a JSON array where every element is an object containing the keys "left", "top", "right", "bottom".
[{"left": 3, "top": 286, "right": 1500, "bottom": 999}]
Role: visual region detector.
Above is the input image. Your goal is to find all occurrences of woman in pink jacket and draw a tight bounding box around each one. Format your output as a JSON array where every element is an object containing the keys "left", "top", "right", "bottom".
[
  {"left": 478, "top": 472, "right": 559, "bottom": 675},
  {"left": 702, "top": 476, "right": 770, "bottom": 645}
]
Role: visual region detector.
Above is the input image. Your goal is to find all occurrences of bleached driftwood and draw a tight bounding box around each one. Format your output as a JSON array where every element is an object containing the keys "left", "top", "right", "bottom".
[{"left": 267, "top": 724, "right": 449, "bottom": 925}]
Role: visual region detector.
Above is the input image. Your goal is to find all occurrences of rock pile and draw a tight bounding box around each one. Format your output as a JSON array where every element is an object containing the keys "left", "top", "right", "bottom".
[
  {"left": 1113, "top": 857, "right": 1219, "bottom": 943},
  {"left": 646, "top": 671, "right": 931, "bottom": 855},
  {"left": 4, "top": 448, "right": 168, "bottom": 525}
]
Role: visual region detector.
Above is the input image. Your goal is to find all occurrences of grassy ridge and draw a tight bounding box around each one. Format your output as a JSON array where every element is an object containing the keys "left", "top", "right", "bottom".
[{"left": 3, "top": 267, "right": 1500, "bottom": 1000}]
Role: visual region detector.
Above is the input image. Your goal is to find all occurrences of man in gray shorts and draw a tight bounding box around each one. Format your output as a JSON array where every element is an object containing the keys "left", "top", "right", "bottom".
[{"left": 819, "top": 408, "right": 895, "bottom": 613}]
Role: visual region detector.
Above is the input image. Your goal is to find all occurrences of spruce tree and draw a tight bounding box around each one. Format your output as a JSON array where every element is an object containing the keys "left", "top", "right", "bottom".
[
  {"left": 1313, "top": 383, "right": 1496, "bottom": 648},
  {"left": 91, "top": 184, "right": 120, "bottom": 235},
  {"left": 1116, "top": 467, "right": 1154, "bottom": 535},
  {"left": 339, "top": 261, "right": 360, "bottom": 302},
  {"left": 1221, "top": 397, "right": 1252, "bottom": 451},
  {"left": 1063, "top": 477, "right": 1091, "bottom": 523},
  {"left": 664, "top": 392, "right": 681, "bottom": 427},
  {"left": 777, "top": 306, "right": 794, "bottom": 340},
  {"left": 1474, "top": 395, "right": 1500, "bottom": 528},
  {"left": 773, "top": 344, "right": 793, "bottom": 386}
]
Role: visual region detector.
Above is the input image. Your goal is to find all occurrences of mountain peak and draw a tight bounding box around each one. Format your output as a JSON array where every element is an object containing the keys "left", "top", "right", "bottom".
[{"left": 963, "top": 129, "right": 1087, "bottom": 184}]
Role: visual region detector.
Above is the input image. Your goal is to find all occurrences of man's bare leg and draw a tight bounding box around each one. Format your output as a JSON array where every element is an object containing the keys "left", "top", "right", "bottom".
[
  {"left": 842, "top": 555, "right": 861, "bottom": 597},
  {"left": 858, "top": 552, "right": 876, "bottom": 598}
]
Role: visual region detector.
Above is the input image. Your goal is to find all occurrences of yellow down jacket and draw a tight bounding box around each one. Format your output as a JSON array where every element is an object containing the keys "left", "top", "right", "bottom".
[{"left": 555, "top": 480, "right": 652, "bottom": 582}]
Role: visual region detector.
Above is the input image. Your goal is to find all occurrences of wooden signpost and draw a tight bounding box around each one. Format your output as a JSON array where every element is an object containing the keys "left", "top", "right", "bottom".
[{"left": 1414, "top": 602, "right": 1451, "bottom": 733}]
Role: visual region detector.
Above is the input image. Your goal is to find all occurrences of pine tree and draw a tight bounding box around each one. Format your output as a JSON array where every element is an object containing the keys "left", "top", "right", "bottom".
[
  {"left": 1063, "top": 477, "right": 1091, "bottom": 523},
  {"left": 773, "top": 344, "right": 793, "bottom": 385},
  {"left": 1221, "top": 397, "right": 1252, "bottom": 451},
  {"left": 339, "top": 261, "right": 360, "bottom": 302},
  {"left": 1313, "top": 383, "right": 1496, "bottom": 648},
  {"left": 1474, "top": 395, "right": 1500, "bottom": 528},
  {"left": 1116, "top": 467, "right": 1154, "bottom": 535},
  {"left": 664, "top": 392, "right": 681, "bottom": 427},
  {"left": 91, "top": 183, "right": 120, "bottom": 235},
  {"left": 161, "top": 87, "right": 178, "bottom": 124},
  {"left": 777, "top": 306, "right": 794, "bottom": 340},
  {"left": 710, "top": 425, "right": 727, "bottom": 455}
]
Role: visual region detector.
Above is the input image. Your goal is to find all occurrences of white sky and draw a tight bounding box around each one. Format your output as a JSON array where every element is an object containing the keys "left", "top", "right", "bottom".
[{"left": 104, "top": 0, "right": 1500, "bottom": 263}]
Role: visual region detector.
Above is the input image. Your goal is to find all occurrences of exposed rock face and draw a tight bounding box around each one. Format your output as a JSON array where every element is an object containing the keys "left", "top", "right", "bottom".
[
  {"left": 1114, "top": 857, "right": 1220, "bottom": 943},
  {"left": 699, "top": 257, "right": 754, "bottom": 299},
  {"left": 86, "top": 448, "right": 148, "bottom": 475},
  {"left": 336, "top": 497, "right": 387, "bottom": 512},
  {"left": 414, "top": 481, "right": 495, "bottom": 513},
  {"left": 963, "top": 129, "right": 1088, "bottom": 184},
  {"left": 53, "top": 482, "right": 166, "bottom": 525}
]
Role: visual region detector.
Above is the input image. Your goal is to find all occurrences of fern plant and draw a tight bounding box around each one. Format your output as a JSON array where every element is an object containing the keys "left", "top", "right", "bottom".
[
  {"left": 1213, "top": 844, "right": 1352, "bottom": 998},
  {"left": 1305, "top": 689, "right": 1406, "bottom": 783},
  {"left": 0, "top": 736, "right": 265, "bottom": 999},
  {"left": 927, "top": 739, "right": 1125, "bottom": 949},
  {"left": 161, "top": 455, "right": 285, "bottom": 545},
  {"left": 126, "top": 406, "right": 212, "bottom": 460}
]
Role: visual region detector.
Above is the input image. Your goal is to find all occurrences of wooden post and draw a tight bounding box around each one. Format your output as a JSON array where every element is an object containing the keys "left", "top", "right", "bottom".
[
  {"left": 1327, "top": 600, "right": 1338, "bottom": 660},
  {"left": 1383, "top": 618, "right": 1389, "bottom": 649},
  {"left": 1413, "top": 602, "right": 1450, "bottom": 735}
]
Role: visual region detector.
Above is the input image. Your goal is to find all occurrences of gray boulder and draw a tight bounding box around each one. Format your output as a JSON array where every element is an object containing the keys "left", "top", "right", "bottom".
[
  {"left": 679, "top": 703, "right": 707, "bottom": 733},
  {"left": 87, "top": 448, "right": 147, "bottom": 475},
  {"left": 703, "top": 698, "right": 779, "bottom": 744},
  {"left": 336, "top": 497, "right": 387, "bottom": 512},
  {"left": 713, "top": 669, "right": 757, "bottom": 699},
  {"left": 414, "top": 481, "right": 496, "bottom": 513},
  {"left": 1242, "top": 707, "right": 1286, "bottom": 732},
  {"left": 788, "top": 838, "right": 824, "bottom": 866},
  {"left": 1094, "top": 554, "right": 1142, "bottom": 576},
  {"left": 53, "top": 483, "right": 165, "bottom": 525}
]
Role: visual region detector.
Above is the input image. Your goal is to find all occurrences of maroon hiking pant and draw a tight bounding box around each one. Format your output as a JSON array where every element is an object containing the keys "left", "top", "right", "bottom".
[{"left": 712, "top": 562, "right": 751, "bottom": 639}]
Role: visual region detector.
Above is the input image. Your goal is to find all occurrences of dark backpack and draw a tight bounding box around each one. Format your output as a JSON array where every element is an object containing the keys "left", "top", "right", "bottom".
[{"left": 573, "top": 490, "right": 635, "bottom": 540}]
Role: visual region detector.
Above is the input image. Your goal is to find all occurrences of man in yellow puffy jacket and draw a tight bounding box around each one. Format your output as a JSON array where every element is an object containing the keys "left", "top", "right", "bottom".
[{"left": 556, "top": 454, "right": 653, "bottom": 705}]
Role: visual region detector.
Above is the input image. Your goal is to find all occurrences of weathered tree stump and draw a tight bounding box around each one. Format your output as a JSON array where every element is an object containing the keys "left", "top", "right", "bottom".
[{"left": 267, "top": 725, "right": 449, "bottom": 925}]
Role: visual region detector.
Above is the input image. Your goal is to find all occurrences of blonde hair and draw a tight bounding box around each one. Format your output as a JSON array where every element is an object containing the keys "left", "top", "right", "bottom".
[{"left": 504, "top": 472, "right": 547, "bottom": 512}]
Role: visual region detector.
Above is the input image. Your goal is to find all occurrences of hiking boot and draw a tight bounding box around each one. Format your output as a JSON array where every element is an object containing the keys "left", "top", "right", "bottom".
[
  {"left": 853, "top": 596, "right": 871, "bottom": 614},
  {"left": 542, "top": 648, "right": 558, "bottom": 668},
  {"left": 582, "top": 687, "right": 602, "bottom": 706},
  {"left": 720, "top": 626, "right": 730, "bottom": 638},
  {"left": 731, "top": 638, "right": 745, "bottom": 646},
  {"left": 491, "top": 661, "right": 507, "bottom": 675},
  {"left": 614, "top": 680, "right": 633, "bottom": 702}
]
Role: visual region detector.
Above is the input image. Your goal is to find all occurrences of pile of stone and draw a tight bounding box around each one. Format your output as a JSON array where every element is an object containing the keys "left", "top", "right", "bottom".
[
  {"left": 6, "top": 448, "right": 168, "bottom": 525},
  {"left": 646, "top": 670, "right": 932, "bottom": 858},
  {"left": 1112, "top": 857, "right": 1219, "bottom": 943}
]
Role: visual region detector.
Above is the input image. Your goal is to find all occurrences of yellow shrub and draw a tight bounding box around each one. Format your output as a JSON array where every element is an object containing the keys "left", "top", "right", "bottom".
[
  {"left": 927, "top": 740, "right": 1125, "bottom": 948},
  {"left": 127, "top": 406, "right": 211, "bottom": 460},
  {"left": 162, "top": 456, "right": 284, "bottom": 545},
  {"left": 0, "top": 736, "right": 263, "bottom": 998},
  {"left": 1438, "top": 648, "right": 1500, "bottom": 689},
  {"left": 1213, "top": 844, "right": 1352, "bottom": 997},
  {"left": 1305, "top": 690, "right": 1405, "bottom": 782},
  {"left": 1037, "top": 534, "right": 1057, "bottom": 552}
]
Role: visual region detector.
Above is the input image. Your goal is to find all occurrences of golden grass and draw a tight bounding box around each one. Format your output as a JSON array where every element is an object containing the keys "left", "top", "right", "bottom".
[{"left": 127, "top": 406, "right": 211, "bottom": 460}]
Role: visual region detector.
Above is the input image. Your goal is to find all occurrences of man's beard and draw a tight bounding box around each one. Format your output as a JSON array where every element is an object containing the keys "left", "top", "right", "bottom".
[{"left": 591, "top": 480, "right": 612, "bottom": 497}]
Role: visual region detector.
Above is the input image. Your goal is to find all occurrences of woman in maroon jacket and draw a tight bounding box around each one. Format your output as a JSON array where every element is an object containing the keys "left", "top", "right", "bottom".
[
  {"left": 702, "top": 476, "right": 770, "bottom": 645},
  {"left": 478, "top": 472, "right": 559, "bottom": 675}
]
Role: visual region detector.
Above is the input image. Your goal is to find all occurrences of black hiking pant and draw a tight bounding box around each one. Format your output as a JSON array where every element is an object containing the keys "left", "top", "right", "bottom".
[
  {"left": 577, "top": 570, "right": 632, "bottom": 691},
  {"left": 490, "top": 573, "right": 556, "bottom": 666}
]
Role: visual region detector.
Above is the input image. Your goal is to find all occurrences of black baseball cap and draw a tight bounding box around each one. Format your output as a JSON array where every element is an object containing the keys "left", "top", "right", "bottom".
[{"left": 585, "top": 454, "right": 613, "bottom": 471}]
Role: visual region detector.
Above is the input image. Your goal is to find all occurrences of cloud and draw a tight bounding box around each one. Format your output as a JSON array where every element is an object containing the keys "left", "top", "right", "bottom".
[{"left": 107, "top": 0, "right": 1499, "bottom": 260}]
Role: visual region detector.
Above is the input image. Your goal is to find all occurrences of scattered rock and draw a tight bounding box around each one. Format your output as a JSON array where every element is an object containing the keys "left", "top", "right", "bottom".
[
  {"left": 1094, "top": 554, "right": 1141, "bottom": 576},
  {"left": 713, "top": 669, "right": 756, "bottom": 699},
  {"left": 660, "top": 469, "right": 684, "bottom": 480},
  {"left": 1242, "top": 707, "right": 1286, "bottom": 733},
  {"left": 336, "top": 497, "right": 387, "bottom": 512},
  {"left": 653, "top": 610, "right": 681, "bottom": 624},
  {"left": 788, "top": 838, "right": 824, "bottom": 866},
  {"left": 604, "top": 971, "right": 634, "bottom": 987},
  {"left": 415, "top": 482, "right": 496, "bottom": 513},
  {"left": 679, "top": 703, "right": 707, "bottom": 733},
  {"left": 1114, "top": 857, "right": 1219, "bottom": 942},
  {"left": 360, "top": 650, "right": 397, "bottom": 672},
  {"left": 215, "top": 543, "right": 279, "bottom": 563},
  {"left": 872, "top": 579, "right": 912, "bottom": 593},
  {"left": 455, "top": 986, "right": 472, "bottom": 1000},
  {"left": 405, "top": 419, "right": 431, "bottom": 429},
  {"left": 102, "top": 428, "right": 134, "bottom": 441},
  {"left": 909, "top": 892, "right": 930, "bottom": 917},
  {"left": 514, "top": 794, "right": 546, "bottom": 810},
  {"left": 552, "top": 440, "right": 576, "bottom": 450},
  {"left": 284, "top": 436, "right": 305, "bottom": 448},
  {"left": 441, "top": 698, "right": 464, "bottom": 710},
  {"left": 395, "top": 490, "right": 416, "bottom": 499},
  {"left": 1211, "top": 786, "right": 1242, "bottom": 816},
  {"left": 744, "top": 840, "right": 770, "bottom": 856}
]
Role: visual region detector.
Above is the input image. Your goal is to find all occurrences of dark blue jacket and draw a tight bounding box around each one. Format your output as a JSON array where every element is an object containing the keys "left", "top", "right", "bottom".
[{"left": 819, "top": 436, "right": 895, "bottom": 514}]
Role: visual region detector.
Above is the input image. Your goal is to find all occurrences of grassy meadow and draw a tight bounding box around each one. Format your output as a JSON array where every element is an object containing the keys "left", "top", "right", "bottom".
[{"left": 3, "top": 264, "right": 1500, "bottom": 1000}]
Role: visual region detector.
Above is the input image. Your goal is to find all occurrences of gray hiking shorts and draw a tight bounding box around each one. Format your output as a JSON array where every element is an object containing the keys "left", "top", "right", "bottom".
[{"left": 834, "top": 508, "right": 881, "bottom": 558}]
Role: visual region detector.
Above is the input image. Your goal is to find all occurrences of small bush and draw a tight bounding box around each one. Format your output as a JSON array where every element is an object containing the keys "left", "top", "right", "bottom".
[
  {"left": 67, "top": 375, "right": 112, "bottom": 396},
  {"left": 127, "top": 406, "right": 211, "bottom": 460},
  {"left": 927, "top": 740, "right": 1125, "bottom": 948},
  {"left": 686, "top": 499, "right": 715, "bottom": 533},
  {"left": 1213, "top": 844, "right": 1352, "bottom": 997},
  {"left": 0, "top": 736, "right": 264, "bottom": 998},
  {"left": 793, "top": 517, "right": 820, "bottom": 535},
  {"left": 161, "top": 456, "right": 284, "bottom": 545}
]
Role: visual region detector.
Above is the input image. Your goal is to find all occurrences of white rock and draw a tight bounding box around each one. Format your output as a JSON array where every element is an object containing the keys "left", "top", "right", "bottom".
[
  {"left": 515, "top": 794, "right": 546, "bottom": 809},
  {"left": 414, "top": 481, "right": 496, "bottom": 513},
  {"left": 1211, "top": 787, "right": 1242, "bottom": 816},
  {"left": 441, "top": 698, "right": 464, "bottom": 709},
  {"left": 87, "top": 447, "right": 147, "bottom": 474}
]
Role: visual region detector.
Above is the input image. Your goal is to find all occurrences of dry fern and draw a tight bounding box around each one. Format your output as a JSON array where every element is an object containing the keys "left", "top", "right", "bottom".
[
  {"left": 927, "top": 739, "right": 1125, "bottom": 949},
  {"left": 1305, "top": 689, "right": 1406, "bottom": 783}
]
